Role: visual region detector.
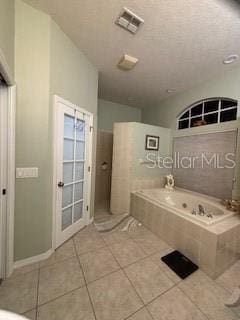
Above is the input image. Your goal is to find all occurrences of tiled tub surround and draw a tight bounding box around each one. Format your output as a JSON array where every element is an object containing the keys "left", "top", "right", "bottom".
[{"left": 130, "top": 191, "right": 240, "bottom": 279}]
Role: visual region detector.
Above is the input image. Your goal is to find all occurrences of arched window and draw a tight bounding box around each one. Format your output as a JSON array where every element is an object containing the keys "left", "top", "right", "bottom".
[{"left": 177, "top": 98, "right": 238, "bottom": 130}]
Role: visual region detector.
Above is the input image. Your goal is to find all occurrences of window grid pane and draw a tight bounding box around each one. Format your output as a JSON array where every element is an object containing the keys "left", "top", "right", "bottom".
[{"left": 178, "top": 99, "right": 238, "bottom": 130}]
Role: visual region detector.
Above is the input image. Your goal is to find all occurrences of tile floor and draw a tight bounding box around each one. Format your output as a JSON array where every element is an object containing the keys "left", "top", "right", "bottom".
[{"left": 0, "top": 222, "right": 239, "bottom": 320}]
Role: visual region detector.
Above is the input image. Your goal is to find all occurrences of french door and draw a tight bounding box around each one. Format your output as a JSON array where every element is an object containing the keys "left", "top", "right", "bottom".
[{"left": 55, "top": 97, "right": 92, "bottom": 248}]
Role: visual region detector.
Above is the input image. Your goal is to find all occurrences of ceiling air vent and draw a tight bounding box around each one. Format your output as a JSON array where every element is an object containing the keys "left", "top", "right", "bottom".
[{"left": 116, "top": 7, "right": 144, "bottom": 34}]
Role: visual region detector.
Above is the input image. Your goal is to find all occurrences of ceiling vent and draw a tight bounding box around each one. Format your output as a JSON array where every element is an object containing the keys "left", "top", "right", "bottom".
[
  {"left": 117, "top": 54, "right": 138, "bottom": 70},
  {"left": 116, "top": 7, "right": 144, "bottom": 34}
]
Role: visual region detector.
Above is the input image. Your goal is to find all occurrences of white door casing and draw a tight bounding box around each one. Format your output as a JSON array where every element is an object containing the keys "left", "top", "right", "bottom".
[
  {"left": 53, "top": 96, "right": 93, "bottom": 248},
  {"left": 0, "top": 85, "right": 8, "bottom": 279}
]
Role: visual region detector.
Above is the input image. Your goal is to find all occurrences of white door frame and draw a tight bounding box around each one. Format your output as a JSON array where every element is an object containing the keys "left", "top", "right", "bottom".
[
  {"left": 52, "top": 95, "right": 93, "bottom": 250},
  {"left": 0, "top": 49, "right": 16, "bottom": 278}
]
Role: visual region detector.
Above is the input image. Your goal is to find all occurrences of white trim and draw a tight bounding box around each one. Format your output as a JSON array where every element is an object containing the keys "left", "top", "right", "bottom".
[
  {"left": 6, "top": 86, "right": 16, "bottom": 277},
  {"left": 0, "top": 47, "right": 15, "bottom": 278},
  {"left": 52, "top": 95, "right": 94, "bottom": 251},
  {"left": 14, "top": 249, "right": 53, "bottom": 270},
  {"left": 0, "top": 49, "right": 14, "bottom": 86}
]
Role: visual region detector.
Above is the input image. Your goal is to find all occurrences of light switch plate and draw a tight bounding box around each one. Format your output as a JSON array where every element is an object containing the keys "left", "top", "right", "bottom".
[{"left": 16, "top": 168, "right": 39, "bottom": 178}]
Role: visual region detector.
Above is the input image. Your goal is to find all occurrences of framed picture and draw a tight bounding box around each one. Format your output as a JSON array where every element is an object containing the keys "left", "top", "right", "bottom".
[{"left": 145, "top": 135, "right": 159, "bottom": 150}]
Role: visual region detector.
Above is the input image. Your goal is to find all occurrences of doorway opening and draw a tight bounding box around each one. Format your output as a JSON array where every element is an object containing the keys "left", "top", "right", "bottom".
[{"left": 94, "top": 130, "right": 113, "bottom": 222}]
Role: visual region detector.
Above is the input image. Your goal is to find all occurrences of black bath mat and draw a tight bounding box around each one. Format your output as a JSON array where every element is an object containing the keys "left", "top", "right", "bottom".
[{"left": 161, "top": 250, "right": 198, "bottom": 279}]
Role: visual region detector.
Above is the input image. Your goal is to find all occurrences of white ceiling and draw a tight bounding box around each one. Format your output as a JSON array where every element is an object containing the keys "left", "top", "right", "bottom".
[{"left": 24, "top": 0, "right": 240, "bottom": 108}]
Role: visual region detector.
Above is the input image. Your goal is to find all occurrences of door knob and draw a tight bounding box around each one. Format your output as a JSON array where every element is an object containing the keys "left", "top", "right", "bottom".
[{"left": 58, "top": 182, "right": 64, "bottom": 188}]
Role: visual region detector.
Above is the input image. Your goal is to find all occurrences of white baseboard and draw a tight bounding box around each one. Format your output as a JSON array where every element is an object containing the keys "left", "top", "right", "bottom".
[
  {"left": 13, "top": 219, "right": 93, "bottom": 272},
  {"left": 13, "top": 248, "right": 53, "bottom": 270}
]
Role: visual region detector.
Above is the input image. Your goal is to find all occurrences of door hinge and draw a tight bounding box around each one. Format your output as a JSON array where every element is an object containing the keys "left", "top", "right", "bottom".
[
  {"left": 88, "top": 166, "right": 91, "bottom": 172},
  {"left": 90, "top": 126, "right": 93, "bottom": 132},
  {"left": 2, "top": 189, "right": 6, "bottom": 195},
  {"left": 86, "top": 205, "right": 89, "bottom": 211}
]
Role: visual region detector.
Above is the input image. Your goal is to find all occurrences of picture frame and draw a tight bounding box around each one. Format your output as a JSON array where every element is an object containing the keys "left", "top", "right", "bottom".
[{"left": 145, "top": 135, "right": 159, "bottom": 151}]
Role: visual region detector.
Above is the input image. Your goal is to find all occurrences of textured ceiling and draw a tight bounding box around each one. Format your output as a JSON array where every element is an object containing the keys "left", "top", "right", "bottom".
[{"left": 24, "top": 0, "right": 240, "bottom": 108}]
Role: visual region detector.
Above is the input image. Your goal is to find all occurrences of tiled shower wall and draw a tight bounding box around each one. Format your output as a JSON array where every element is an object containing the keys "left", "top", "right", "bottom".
[
  {"left": 95, "top": 130, "right": 113, "bottom": 210},
  {"left": 111, "top": 122, "right": 171, "bottom": 215}
]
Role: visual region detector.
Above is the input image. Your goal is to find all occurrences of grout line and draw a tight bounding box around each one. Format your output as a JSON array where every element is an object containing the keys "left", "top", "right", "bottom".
[
  {"left": 106, "top": 232, "right": 180, "bottom": 319},
  {"left": 73, "top": 236, "right": 98, "bottom": 320},
  {"left": 35, "top": 264, "right": 40, "bottom": 320},
  {"left": 39, "top": 254, "right": 77, "bottom": 270},
  {"left": 36, "top": 285, "right": 85, "bottom": 309},
  {"left": 123, "top": 306, "right": 154, "bottom": 320},
  {"left": 177, "top": 285, "right": 211, "bottom": 320}
]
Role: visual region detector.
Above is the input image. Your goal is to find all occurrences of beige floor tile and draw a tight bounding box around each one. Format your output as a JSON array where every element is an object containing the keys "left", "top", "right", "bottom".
[
  {"left": 12, "top": 263, "right": 39, "bottom": 278},
  {"left": 101, "top": 229, "right": 130, "bottom": 245},
  {"left": 178, "top": 270, "right": 238, "bottom": 320},
  {"left": 109, "top": 239, "right": 147, "bottom": 267},
  {"left": 0, "top": 270, "right": 38, "bottom": 314},
  {"left": 147, "top": 287, "right": 207, "bottom": 320},
  {"left": 150, "top": 248, "right": 182, "bottom": 284},
  {"left": 127, "top": 308, "right": 153, "bottom": 320},
  {"left": 128, "top": 224, "right": 153, "bottom": 239},
  {"left": 216, "top": 260, "right": 240, "bottom": 293},
  {"left": 40, "top": 239, "right": 76, "bottom": 268},
  {"left": 79, "top": 247, "right": 120, "bottom": 283},
  {"left": 38, "top": 257, "right": 85, "bottom": 305},
  {"left": 23, "top": 309, "right": 36, "bottom": 320},
  {"left": 74, "top": 228, "right": 106, "bottom": 255},
  {"left": 88, "top": 269, "right": 143, "bottom": 320},
  {"left": 124, "top": 257, "right": 174, "bottom": 304},
  {"left": 37, "top": 287, "right": 95, "bottom": 320},
  {"left": 133, "top": 233, "right": 170, "bottom": 255}
]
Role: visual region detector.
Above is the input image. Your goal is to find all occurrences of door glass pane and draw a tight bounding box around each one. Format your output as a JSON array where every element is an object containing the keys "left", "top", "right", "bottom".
[
  {"left": 62, "top": 185, "right": 73, "bottom": 208},
  {"left": 74, "top": 202, "right": 83, "bottom": 222},
  {"left": 62, "top": 207, "right": 72, "bottom": 230},
  {"left": 76, "top": 142, "right": 85, "bottom": 160},
  {"left": 74, "top": 182, "right": 83, "bottom": 202},
  {"left": 64, "top": 139, "right": 74, "bottom": 160},
  {"left": 75, "top": 162, "right": 84, "bottom": 181},
  {"left": 64, "top": 115, "right": 75, "bottom": 138},
  {"left": 76, "top": 119, "right": 85, "bottom": 140},
  {"left": 63, "top": 163, "right": 74, "bottom": 184}
]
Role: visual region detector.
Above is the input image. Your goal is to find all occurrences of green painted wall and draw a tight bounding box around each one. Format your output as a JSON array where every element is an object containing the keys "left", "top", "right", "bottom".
[
  {"left": 15, "top": 0, "right": 51, "bottom": 261},
  {"left": 98, "top": 99, "right": 141, "bottom": 131},
  {"left": 14, "top": 0, "right": 98, "bottom": 261},
  {"left": 49, "top": 20, "right": 98, "bottom": 221},
  {"left": 0, "top": 0, "right": 15, "bottom": 77},
  {"left": 142, "top": 66, "right": 240, "bottom": 129}
]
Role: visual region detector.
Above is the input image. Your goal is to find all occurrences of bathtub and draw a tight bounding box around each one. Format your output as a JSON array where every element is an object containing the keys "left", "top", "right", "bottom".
[{"left": 136, "top": 188, "right": 236, "bottom": 226}]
